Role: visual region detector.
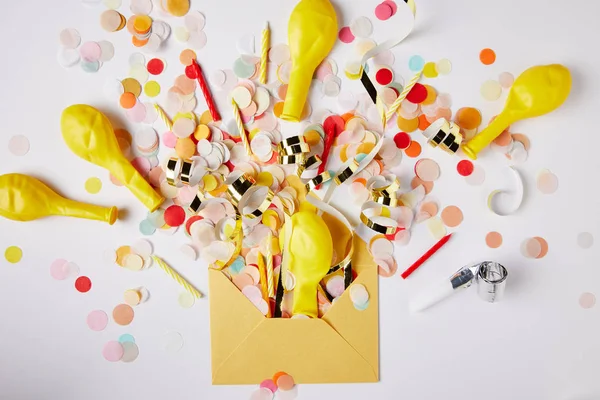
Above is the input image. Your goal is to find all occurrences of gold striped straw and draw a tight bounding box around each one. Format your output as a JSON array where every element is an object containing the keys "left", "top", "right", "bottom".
[
  {"left": 154, "top": 103, "right": 173, "bottom": 131},
  {"left": 260, "top": 22, "right": 270, "bottom": 85},
  {"left": 231, "top": 98, "right": 252, "bottom": 155},
  {"left": 152, "top": 256, "right": 203, "bottom": 298},
  {"left": 385, "top": 70, "right": 423, "bottom": 122}
]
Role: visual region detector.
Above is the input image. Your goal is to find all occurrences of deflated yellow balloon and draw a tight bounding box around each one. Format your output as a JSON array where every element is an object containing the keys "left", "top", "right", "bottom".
[
  {"left": 0, "top": 173, "right": 117, "bottom": 225},
  {"left": 61, "top": 105, "right": 164, "bottom": 211},
  {"left": 281, "top": 0, "right": 338, "bottom": 122},
  {"left": 462, "top": 64, "right": 572, "bottom": 160},
  {"left": 281, "top": 210, "right": 333, "bottom": 318}
]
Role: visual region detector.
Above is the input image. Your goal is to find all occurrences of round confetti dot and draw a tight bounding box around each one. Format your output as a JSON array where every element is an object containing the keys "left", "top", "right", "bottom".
[
  {"left": 536, "top": 170, "right": 558, "bottom": 194},
  {"left": 4, "top": 246, "right": 22, "bottom": 264},
  {"left": 422, "top": 62, "right": 438, "bottom": 78},
  {"left": 75, "top": 276, "right": 92, "bottom": 293},
  {"left": 456, "top": 107, "right": 482, "bottom": 130},
  {"left": 147, "top": 58, "right": 165, "bottom": 75},
  {"left": 273, "top": 371, "right": 288, "bottom": 386},
  {"left": 533, "top": 237, "right": 549, "bottom": 259},
  {"left": 441, "top": 206, "right": 463, "bottom": 228},
  {"left": 120, "top": 92, "right": 137, "bottom": 109},
  {"left": 84, "top": 177, "right": 102, "bottom": 194},
  {"left": 8, "top": 135, "right": 30, "bottom": 156},
  {"left": 408, "top": 55, "right": 425, "bottom": 71},
  {"left": 375, "top": 2, "right": 394, "bottom": 20},
  {"left": 250, "top": 388, "right": 274, "bottom": 400},
  {"left": 277, "top": 374, "right": 295, "bottom": 391},
  {"left": 393, "top": 132, "right": 411, "bottom": 149},
  {"left": 338, "top": 26, "right": 355, "bottom": 43},
  {"left": 260, "top": 379, "right": 278, "bottom": 393},
  {"left": 121, "top": 341, "right": 140, "bottom": 363},
  {"left": 480, "top": 48, "right": 496, "bottom": 65},
  {"left": 178, "top": 292, "right": 196, "bottom": 308},
  {"left": 350, "top": 16, "right": 373, "bottom": 38},
  {"left": 480, "top": 80, "right": 502, "bottom": 101},
  {"left": 457, "top": 160, "right": 474, "bottom": 176},
  {"left": 485, "top": 232, "right": 503, "bottom": 248},
  {"left": 375, "top": 67, "right": 394, "bottom": 86},
  {"left": 124, "top": 289, "right": 142, "bottom": 306},
  {"left": 436, "top": 59, "right": 452, "bottom": 75},
  {"left": 579, "top": 292, "right": 596, "bottom": 309},
  {"left": 86, "top": 310, "right": 108, "bottom": 331},
  {"left": 102, "top": 341, "right": 124, "bottom": 362},
  {"left": 119, "top": 334, "right": 136, "bottom": 344},
  {"left": 577, "top": 232, "right": 594, "bottom": 249},
  {"left": 162, "top": 331, "right": 184, "bottom": 353},
  {"left": 404, "top": 141, "right": 421, "bottom": 158},
  {"left": 113, "top": 304, "right": 134, "bottom": 326},
  {"left": 465, "top": 164, "right": 486, "bottom": 186},
  {"left": 144, "top": 81, "right": 161, "bottom": 97},
  {"left": 59, "top": 28, "right": 81, "bottom": 49},
  {"left": 179, "top": 49, "right": 197, "bottom": 66},
  {"left": 50, "top": 259, "right": 69, "bottom": 280},
  {"left": 499, "top": 72, "right": 514, "bottom": 88},
  {"left": 406, "top": 83, "right": 427, "bottom": 104},
  {"left": 415, "top": 158, "right": 440, "bottom": 181},
  {"left": 164, "top": 205, "right": 186, "bottom": 227},
  {"left": 521, "top": 238, "right": 542, "bottom": 259}
]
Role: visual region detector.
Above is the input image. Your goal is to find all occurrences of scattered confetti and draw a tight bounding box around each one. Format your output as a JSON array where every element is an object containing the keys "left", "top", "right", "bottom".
[
  {"left": 85, "top": 177, "right": 102, "bottom": 194},
  {"left": 349, "top": 284, "right": 370, "bottom": 310},
  {"left": 436, "top": 59, "right": 452, "bottom": 75},
  {"left": 4, "top": 246, "right": 22, "bottom": 264},
  {"left": 338, "top": 26, "right": 355, "bottom": 43},
  {"left": 121, "top": 341, "right": 140, "bottom": 362},
  {"left": 457, "top": 160, "right": 474, "bottom": 176},
  {"left": 481, "top": 80, "right": 502, "bottom": 101},
  {"left": 536, "top": 169, "right": 558, "bottom": 194},
  {"left": 579, "top": 292, "right": 596, "bottom": 309},
  {"left": 499, "top": 72, "right": 514, "bottom": 88},
  {"left": 75, "top": 276, "right": 92, "bottom": 293},
  {"left": 479, "top": 48, "right": 496, "bottom": 65},
  {"left": 485, "top": 232, "right": 503, "bottom": 249},
  {"left": 87, "top": 310, "right": 109, "bottom": 331},
  {"left": 113, "top": 304, "right": 134, "bottom": 325},
  {"left": 577, "top": 232, "right": 594, "bottom": 249},
  {"left": 8, "top": 135, "right": 30, "bottom": 156},
  {"left": 408, "top": 55, "right": 425, "bottom": 71},
  {"left": 178, "top": 291, "right": 196, "bottom": 308},
  {"left": 441, "top": 206, "right": 463, "bottom": 228},
  {"left": 102, "top": 341, "right": 124, "bottom": 362},
  {"left": 162, "top": 331, "right": 184, "bottom": 353},
  {"left": 119, "top": 334, "right": 136, "bottom": 344}
]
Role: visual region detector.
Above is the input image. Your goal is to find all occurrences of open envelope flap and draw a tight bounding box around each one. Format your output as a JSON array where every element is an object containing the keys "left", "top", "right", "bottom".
[{"left": 209, "top": 236, "right": 379, "bottom": 384}]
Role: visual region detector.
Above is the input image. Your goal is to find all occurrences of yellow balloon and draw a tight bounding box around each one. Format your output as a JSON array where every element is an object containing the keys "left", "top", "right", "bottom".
[
  {"left": 462, "top": 64, "right": 572, "bottom": 160},
  {"left": 281, "top": 210, "right": 333, "bottom": 318},
  {"left": 0, "top": 173, "right": 117, "bottom": 225},
  {"left": 61, "top": 105, "right": 165, "bottom": 211},
  {"left": 281, "top": 0, "right": 338, "bottom": 122}
]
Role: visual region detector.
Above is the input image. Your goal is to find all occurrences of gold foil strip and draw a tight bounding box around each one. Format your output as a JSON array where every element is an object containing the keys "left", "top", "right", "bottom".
[
  {"left": 180, "top": 159, "right": 194, "bottom": 185},
  {"left": 305, "top": 171, "right": 332, "bottom": 192},
  {"left": 166, "top": 157, "right": 181, "bottom": 186},
  {"left": 278, "top": 153, "right": 305, "bottom": 165},
  {"left": 278, "top": 135, "right": 307, "bottom": 149},
  {"left": 278, "top": 142, "right": 310, "bottom": 156},
  {"left": 334, "top": 159, "right": 360, "bottom": 185},
  {"left": 423, "top": 118, "right": 462, "bottom": 154},
  {"left": 243, "top": 187, "right": 275, "bottom": 220},
  {"left": 188, "top": 189, "right": 207, "bottom": 214},
  {"left": 360, "top": 211, "right": 397, "bottom": 235},
  {"left": 226, "top": 173, "right": 256, "bottom": 206},
  {"left": 372, "top": 192, "right": 399, "bottom": 207}
]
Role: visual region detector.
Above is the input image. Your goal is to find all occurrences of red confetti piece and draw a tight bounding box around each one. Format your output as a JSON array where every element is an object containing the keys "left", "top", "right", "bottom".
[
  {"left": 147, "top": 58, "right": 165, "bottom": 75},
  {"left": 375, "top": 68, "right": 393, "bottom": 86},
  {"left": 457, "top": 160, "right": 474, "bottom": 176},
  {"left": 164, "top": 205, "right": 186, "bottom": 227},
  {"left": 185, "top": 64, "right": 198, "bottom": 79},
  {"left": 406, "top": 83, "right": 428, "bottom": 104},
  {"left": 338, "top": 26, "right": 355, "bottom": 44},
  {"left": 323, "top": 115, "right": 345, "bottom": 137},
  {"left": 185, "top": 215, "right": 203, "bottom": 235},
  {"left": 75, "top": 276, "right": 92, "bottom": 293},
  {"left": 393, "top": 132, "right": 411, "bottom": 149}
]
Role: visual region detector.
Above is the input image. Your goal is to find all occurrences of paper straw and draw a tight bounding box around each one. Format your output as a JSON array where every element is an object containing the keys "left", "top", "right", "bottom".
[
  {"left": 153, "top": 103, "right": 173, "bottom": 131},
  {"left": 152, "top": 256, "right": 203, "bottom": 298},
  {"left": 260, "top": 22, "right": 269, "bottom": 85},
  {"left": 385, "top": 70, "right": 423, "bottom": 122},
  {"left": 231, "top": 98, "right": 252, "bottom": 155}
]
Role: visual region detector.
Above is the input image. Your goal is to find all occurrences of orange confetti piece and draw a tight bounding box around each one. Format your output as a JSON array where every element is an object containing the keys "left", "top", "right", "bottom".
[
  {"left": 480, "top": 48, "right": 496, "bottom": 65},
  {"left": 404, "top": 140, "right": 421, "bottom": 157},
  {"left": 421, "top": 85, "right": 437, "bottom": 105},
  {"left": 119, "top": 92, "right": 137, "bottom": 109},
  {"left": 455, "top": 107, "right": 482, "bottom": 130},
  {"left": 418, "top": 114, "right": 431, "bottom": 131}
]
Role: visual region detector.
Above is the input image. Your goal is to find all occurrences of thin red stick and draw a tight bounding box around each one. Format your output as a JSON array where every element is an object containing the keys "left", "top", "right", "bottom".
[
  {"left": 191, "top": 61, "right": 221, "bottom": 122},
  {"left": 401, "top": 233, "right": 453, "bottom": 279}
]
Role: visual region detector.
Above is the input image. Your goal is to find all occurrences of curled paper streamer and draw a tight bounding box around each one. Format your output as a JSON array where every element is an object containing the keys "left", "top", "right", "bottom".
[{"left": 487, "top": 167, "right": 524, "bottom": 216}]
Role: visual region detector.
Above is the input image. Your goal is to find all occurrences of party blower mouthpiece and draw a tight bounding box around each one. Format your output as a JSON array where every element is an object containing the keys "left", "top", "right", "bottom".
[
  {"left": 410, "top": 261, "right": 508, "bottom": 313},
  {"left": 281, "top": 0, "right": 338, "bottom": 122}
]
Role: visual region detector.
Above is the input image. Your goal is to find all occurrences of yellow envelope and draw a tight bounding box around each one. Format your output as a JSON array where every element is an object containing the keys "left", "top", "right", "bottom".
[{"left": 209, "top": 234, "right": 379, "bottom": 384}]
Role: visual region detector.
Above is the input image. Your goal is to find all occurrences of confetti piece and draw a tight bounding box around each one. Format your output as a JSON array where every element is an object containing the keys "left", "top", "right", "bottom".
[
  {"left": 441, "top": 206, "right": 463, "bottom": 228},
  {"left": 533, "top": 237, "right": 548, "bottom": 259},
  {"left": 4, "top": 246, "right": 22, "bottom": 264},
  {"left": 59, "top": 28, "right": 81, "bottom": 49},
  {"left": 415, "top": 158, "right": 440, "bottom": 181},
  {"left": 113, "top": 304, "right": 134, "bottom": 325},
  {"left": 499, "top": 72, "right": 514, "bottom": 88},
  {"left": 423, "top": 62, "right": 438, "bottom": 78},
  {"left": 436, "top": 59, "right": 452, "bottom": 75},
  {"left": 393, "top": 132, "right": 411, "bottom": 149},
  {"left": 144, "top": 80, "right": 161, "bottom": 97},
  {"left": 579, "top": 292, "right": 596, "bottom": 309},
  {"left": 479, "top": 48, "right": 496, "bottom": 65},
  {"left": 8, "top": 135, "right": 30, "bottom": 156},
  {"left": 457, "top": 160, "right": 474, "bottom": 176},
  {"left": 521, "top": 238, "right": 541, "bottom": 258},
  {"left": 375, "top": 2, "right": 394, "bottom": 20},
  {"left": 577, "top": 232, "right": 594, "bottom": 249},
  {"left": 536, "top": 169, "right": 558, "bottom": 194},
  {"left": 338, "top": 26, "right": 354, "bottom": 43},
  {"left": 455, "top": 107, "right": 482, "bottom": 130},
  {"left": 84, "top": 177, "right": 102, "bottom": 194},
  {"left": 465, "top": 164, "right": 486, "bottom": 186},
  {"left": 375, "top": 67, "right": 394, "bottom": 85},
  {"left": 411, "top": 176, "right": 433, "bottom": 194},
  {"left": 426, "top": 217, "right": 446, "bottom": 240},
  {"left": 404, "top": 141, "right": 421, "bottom": 158},
  {"left": 86, "top": 310, "right": 108, "bottom": 331},
  {"left": 485, "top": 232, "right": 503, "bottom": 248},
  {"left": 162, "top": 331, "right": 184, "bottom": 352},
  {"left": 250, "top": 388, "right": 274, "bottom": 400},
  {"left": 119, "top": 334, "right": 135, "bottom": 344},
  {"left": 408, "top": 55, "right": 425, "bottom": 71},
  {"left": 277, "top": 374, "right": 296, "bottom": 391},
  {"left": 350, "top": 16, "right": 373, "bottom": 38},
  {"left": 480, "top": 80, "right": 502, "bottom": 101},
  {"left": 406, "top": 83, "right": 427, "bottom": 104},
  {"left": 75, "top": 276, "right": 92, "bottom": 293},
  {"left": 103, "top": 341, "right": 124, "bottom": 362},
  {"left": 50, "top": 259, "right": 69, "bottom": 280},
  {"left": 164, "top": 205, "right": 186, "bottom": 226},
  {"left": 178, "top": 291, "right": 196, "bottom": 308},
  {"left": 120, "top": 92, "right": 137, "bottom": 109},
  {"left": 147, "top": 58, "right": 165, "bottom": 75},
  {"left": 121, "top": 341, "right": 140, "bottom": 362},
  {"left": 260, "top": 379, "right": 278, "bottom": 393},
  {"left": 124, "top": 289, "right": 142, "bottom": 306},
  {"left": 349, "top": 284, "right": 370, "bottom": 310}
]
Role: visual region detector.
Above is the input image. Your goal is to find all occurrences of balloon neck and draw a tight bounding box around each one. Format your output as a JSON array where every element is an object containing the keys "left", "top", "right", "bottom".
[
  {"left": 462, "top": 111, "right": 515, "bottom": 160},
  {"left": 281, "top": 63, "right": 312, "bottom": 122},
  {"left": 293, "top": 280, "right": 319, "bottom": 318},
  {"left": 54, "top": 198, "right": 118, "bottom": 225},
  {"left": 106, "top": 156, "right": 164, "bottom": 212}
]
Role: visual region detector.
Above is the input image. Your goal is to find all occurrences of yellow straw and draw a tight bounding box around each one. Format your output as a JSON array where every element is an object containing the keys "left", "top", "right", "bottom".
[
  {"left": 385, "top": 70, "right": 423, "bottom": 122},
  {"left": 231, "top": 98, "right": 252, "bottom": 156},
  {"left": 260, "top": 22, "right": 270, "bottom": 85},
  {"left": 152, "top": 256, "right": 203, "bottom": 298},
  {"left": 154, "top": 103, "right": 173, "bottom": 131}
]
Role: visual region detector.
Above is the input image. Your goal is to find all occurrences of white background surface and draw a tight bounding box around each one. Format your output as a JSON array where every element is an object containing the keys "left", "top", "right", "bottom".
[{"left": 1, "top": 0, "right": 599, "bottom": 399}]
